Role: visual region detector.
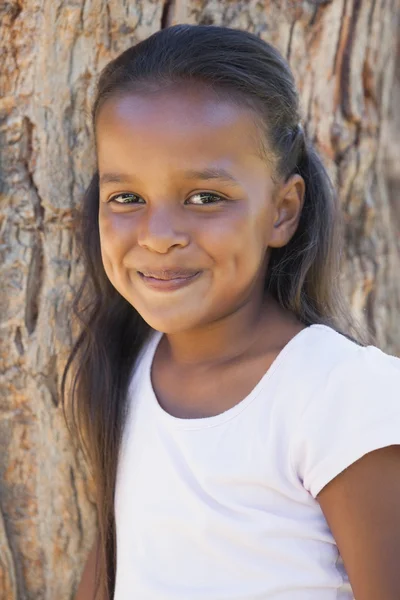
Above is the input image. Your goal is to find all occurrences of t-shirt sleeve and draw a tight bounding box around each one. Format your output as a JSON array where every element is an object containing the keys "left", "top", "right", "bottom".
[{"left": 290, "top": 344, "right": 400, "bottom": 498}]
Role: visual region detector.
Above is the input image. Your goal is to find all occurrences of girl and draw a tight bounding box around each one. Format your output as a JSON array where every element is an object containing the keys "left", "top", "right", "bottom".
[{"left": 63, "top": 24, "right": 400, "bottom": 600}]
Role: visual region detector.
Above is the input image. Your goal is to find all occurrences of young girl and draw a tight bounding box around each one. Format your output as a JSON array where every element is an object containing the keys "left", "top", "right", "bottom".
[{"left": 63, "top": 24, "right": 400, "bottom": 600}]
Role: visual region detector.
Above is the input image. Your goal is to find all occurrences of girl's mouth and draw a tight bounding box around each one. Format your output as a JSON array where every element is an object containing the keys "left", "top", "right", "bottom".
[{"left": 137, "top": 270, "right": 201, "bottom": 291}]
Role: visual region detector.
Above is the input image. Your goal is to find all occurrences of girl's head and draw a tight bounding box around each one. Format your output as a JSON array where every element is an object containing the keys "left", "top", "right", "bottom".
[
  {"left": 64, "top": 25, "right": 367, "bottom": 600},
  {"left": 90, "top": 23, "right": 350, "bottom": 334},
  {"left": 96, "top": 80, "right": 305, "bottom": 333}
]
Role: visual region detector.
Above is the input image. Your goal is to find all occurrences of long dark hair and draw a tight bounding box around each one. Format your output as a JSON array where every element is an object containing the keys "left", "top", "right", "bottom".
[{"left": 61, "top": 24, "right": 369, "bottom": 600}]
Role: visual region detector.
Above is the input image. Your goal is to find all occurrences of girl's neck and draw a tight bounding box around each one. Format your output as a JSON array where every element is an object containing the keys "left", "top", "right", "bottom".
[{"left": 159, "top": 294, "right": 299, "bottom": 368}]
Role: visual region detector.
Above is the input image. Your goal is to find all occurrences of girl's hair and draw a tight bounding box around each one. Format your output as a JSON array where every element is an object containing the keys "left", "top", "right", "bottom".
[{"left": 61, "top": 24, "right": 369, "bottom": 600}]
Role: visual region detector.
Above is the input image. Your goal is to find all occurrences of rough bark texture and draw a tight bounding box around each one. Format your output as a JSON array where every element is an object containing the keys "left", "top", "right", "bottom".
[{"left": 0, "top": 1, "right": 399, "bottom": 598}]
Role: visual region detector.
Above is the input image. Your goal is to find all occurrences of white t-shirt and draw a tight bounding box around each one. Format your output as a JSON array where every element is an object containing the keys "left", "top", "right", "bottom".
[{"left": 114, "top": 324, "right": 400, "bottom": 599}]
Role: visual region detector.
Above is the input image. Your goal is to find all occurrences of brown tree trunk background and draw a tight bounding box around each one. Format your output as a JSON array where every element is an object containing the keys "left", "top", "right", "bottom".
[{"left": 0, "top": 1, "right": 399, "bottom": 598}]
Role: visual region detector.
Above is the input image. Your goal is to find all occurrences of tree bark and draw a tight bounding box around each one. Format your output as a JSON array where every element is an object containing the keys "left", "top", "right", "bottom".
[{"left": 0, "top": 1, "right": 399, "bottom": 598}]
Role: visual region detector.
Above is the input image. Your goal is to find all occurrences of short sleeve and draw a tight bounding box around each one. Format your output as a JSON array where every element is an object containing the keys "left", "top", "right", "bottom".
[{"left": 290, "top": 344, "right": 400, "bottom": 498}]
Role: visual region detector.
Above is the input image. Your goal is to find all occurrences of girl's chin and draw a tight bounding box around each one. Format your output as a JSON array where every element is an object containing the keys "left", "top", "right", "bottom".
[
  {"left": 142, "top": 318, "right": 200, "bottom": 335},
  {"left": 134, "top": 307, "right": 210, "bottom": 335}
]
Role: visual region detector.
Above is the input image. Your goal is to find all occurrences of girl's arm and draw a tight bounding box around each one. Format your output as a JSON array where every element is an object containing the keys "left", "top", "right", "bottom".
[
  {"left": 74, "top": 534, "right": 107, "bottom": 600},
  {"left": 318, "top": 445, "right": 400, "bottom": 600}
]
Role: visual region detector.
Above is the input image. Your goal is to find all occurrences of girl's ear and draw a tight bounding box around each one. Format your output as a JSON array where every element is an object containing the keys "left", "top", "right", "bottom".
[{"left": 268, "top": 174, "right": 305, "bottom": 249}]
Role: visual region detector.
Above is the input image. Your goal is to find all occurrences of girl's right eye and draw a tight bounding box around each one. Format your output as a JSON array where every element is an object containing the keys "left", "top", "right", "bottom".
[{"left": 109, "top": 193, "right": 145, "bottom": 205}]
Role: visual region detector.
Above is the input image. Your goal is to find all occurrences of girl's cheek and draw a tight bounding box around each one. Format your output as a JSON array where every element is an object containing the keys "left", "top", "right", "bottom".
[
  {"left": 198, "top": 211, "right": 259, "bottom": 250},
  {"left": 99, "top": 212, "right": 138, "bottom": 253}
]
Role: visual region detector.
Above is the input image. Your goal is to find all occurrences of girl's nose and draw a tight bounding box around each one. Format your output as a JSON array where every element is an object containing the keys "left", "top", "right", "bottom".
[{"left": 137, "top": 208, "right": 190, "bottom": 254}]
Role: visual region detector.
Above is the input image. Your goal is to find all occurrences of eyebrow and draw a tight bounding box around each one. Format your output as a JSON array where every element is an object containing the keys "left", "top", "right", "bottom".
[
  {"left": 99, "top": 167, "right": 241, "bottom": 187},
  {"left": 182, "top": 168, "right": 241, "bottom": 185},
  {"left": 100, "top": 173, "right": 133, "bottom": 186}
]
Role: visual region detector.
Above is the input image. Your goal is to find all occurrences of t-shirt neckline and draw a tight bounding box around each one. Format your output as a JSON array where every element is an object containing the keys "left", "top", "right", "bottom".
[{"left": 143, "top": 324, "right": 327, "bottom": 430}]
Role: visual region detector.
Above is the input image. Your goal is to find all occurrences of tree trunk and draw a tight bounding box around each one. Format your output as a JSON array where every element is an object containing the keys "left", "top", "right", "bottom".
[{"left": 0, "top": 1, "right": 399, "bottom": 598}]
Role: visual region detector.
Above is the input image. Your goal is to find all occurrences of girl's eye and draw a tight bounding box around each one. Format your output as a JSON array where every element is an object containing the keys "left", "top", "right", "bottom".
[
  {"left": 109, "top": 193, "right": 144, "bottom": 205},
  {"left": 185, "top": 192, "right": 224, "bottom": 205},
  {"left": 108, "top": 192, "right": 225, "bottom": 206}
]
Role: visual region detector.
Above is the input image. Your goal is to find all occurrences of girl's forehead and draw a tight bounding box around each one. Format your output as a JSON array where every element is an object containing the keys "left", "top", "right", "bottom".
[
  {"left": 95, "top": 89, "right": 264, "bottom": 163},
  {"left": 96, "top": 82, "right": 250, "bottom": 126}
]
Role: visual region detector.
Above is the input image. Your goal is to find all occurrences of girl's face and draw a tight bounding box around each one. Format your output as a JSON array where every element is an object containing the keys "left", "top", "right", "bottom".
[{"left": 96, "top": 84, "right": 303, "bottom": 333}]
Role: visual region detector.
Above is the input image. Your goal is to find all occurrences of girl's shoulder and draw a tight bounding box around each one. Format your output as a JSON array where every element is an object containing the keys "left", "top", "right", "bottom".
[
  {"left": 293, "top": 323, "right": 400, "bottom": 384},
  {"left": 308, "top": 323, "right": 400, "bottom": 384},
  {"left": 289, "top": 324, "right": 400, "bottom": 498},
  {"left": 295, "top": 323, "right": 400, "bottom": 425}
]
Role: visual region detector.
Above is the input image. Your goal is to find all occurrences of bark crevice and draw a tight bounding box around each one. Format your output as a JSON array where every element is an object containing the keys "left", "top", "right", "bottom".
[
  {"left": 24, "top": 242, "right": 44, "bottom": 336},
  {"left": 161, "top": 0, "right": 175, "bottom": 29}
]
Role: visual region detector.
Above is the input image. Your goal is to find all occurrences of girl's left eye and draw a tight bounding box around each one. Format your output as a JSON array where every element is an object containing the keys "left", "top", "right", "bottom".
[{"left": 185, "top": 192, "right": 224, "bottom": 205}]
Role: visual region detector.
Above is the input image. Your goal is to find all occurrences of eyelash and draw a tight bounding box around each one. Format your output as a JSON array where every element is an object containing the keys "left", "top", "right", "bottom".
[{"left": 108, "top": 192, "right": 225, "bottom": 206}]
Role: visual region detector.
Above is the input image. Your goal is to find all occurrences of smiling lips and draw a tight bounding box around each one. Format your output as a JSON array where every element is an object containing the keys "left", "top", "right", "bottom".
[{"left": 137, "top": 268, "right": 201, "bottom": 291}]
